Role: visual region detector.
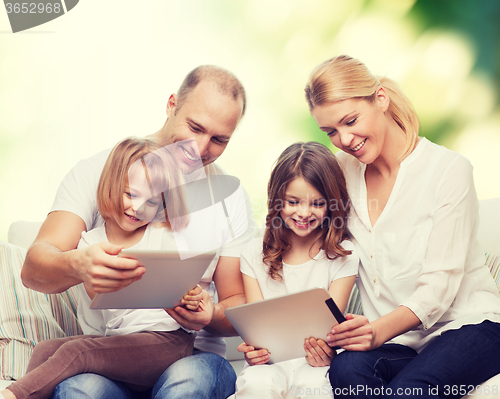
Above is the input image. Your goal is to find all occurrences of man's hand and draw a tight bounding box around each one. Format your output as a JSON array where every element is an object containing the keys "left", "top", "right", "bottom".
[
  {"left": 76, "top": 241, "right": 144, "bottom": 293},
  {"left": 166, "top": 289, "right": 214, "bottom": 331},
  {"left": 304, "top": 337, "right": 335, "bottom": 367},
  {"left": 237, "top": 342, "right": 270, "bottom": 366}
]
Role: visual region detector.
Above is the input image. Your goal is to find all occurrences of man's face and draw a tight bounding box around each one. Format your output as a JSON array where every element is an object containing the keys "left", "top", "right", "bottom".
[{"left": 163, "top": 80, "right": 243, "bottom": 173}]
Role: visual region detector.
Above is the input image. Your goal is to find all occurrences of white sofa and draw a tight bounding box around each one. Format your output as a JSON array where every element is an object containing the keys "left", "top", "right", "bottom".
[{"left": 1, "top": 198, "right": 500, "bottom": 398}]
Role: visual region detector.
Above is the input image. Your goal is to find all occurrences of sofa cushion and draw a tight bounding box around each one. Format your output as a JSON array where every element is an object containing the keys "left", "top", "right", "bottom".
[{"left": 0, "top": 240, "right": 82, "bottom": 380}]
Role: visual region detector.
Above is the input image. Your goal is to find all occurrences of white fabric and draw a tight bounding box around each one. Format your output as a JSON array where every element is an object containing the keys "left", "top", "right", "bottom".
[
  {"left": 236, "top": 237, "right": 358, "bottom": 398},
  {"left": 50, "top": 150, "right": 256, "bottom": 356},
  {"left": 240, "top": 238, "right": 359, "bottom": 298},
  {"left": 236, "top": 358, "right": 332, "bottom": 399},
  {"left": 337, "top": 138, "right": 500, "bottom": 352},
  {"left": 75, "top": 225, "right": 183, "bottom": 336}
]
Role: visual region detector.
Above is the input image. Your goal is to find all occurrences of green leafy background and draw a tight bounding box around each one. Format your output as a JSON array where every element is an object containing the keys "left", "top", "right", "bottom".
[{"left": 0, "top": 0, "right": 499, "bottom": 240}]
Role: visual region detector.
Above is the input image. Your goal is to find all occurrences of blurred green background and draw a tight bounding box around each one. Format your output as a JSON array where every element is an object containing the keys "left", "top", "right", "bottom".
[{"left": 1, "top": 0, "right": 499, "bottom": 241}]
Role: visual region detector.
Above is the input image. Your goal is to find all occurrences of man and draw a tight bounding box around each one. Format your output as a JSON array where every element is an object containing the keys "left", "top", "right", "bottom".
[{"left": 22, "top": 65, "right": 255, "bottom": 398}]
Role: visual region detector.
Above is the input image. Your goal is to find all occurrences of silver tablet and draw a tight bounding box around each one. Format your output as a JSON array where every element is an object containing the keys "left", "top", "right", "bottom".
[
  {"left": 225, "top": 287, "right": 345, "bottom": 363},
  {"left": 90, "top": 249, "right": 216, "bottom": 309}
]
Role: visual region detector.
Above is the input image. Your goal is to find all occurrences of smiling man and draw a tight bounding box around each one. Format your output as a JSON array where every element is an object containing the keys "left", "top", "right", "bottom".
[{"left": 22, "top": 65, "right": 255, "bottom": 399}]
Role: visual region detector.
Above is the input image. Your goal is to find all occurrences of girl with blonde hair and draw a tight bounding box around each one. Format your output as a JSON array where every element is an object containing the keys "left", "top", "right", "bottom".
[
  {"left": 1, "top": 137, "right": 201, "bottom": 399},
  {"left": 305, "top": 54, "right": 500, "bottom": 398}
]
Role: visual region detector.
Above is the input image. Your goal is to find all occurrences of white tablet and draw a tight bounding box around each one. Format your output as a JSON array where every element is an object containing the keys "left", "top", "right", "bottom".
[
  {"left": 225, "top": 287, "right": 345, "bottom": 364},
  {"left": 90, "top": 249, "right": 216, "bottom": 310}
]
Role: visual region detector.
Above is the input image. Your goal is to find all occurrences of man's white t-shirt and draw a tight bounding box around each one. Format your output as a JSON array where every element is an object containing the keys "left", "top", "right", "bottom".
[{"left": 51, "top": 149, "right": 256, "bottom": 356}]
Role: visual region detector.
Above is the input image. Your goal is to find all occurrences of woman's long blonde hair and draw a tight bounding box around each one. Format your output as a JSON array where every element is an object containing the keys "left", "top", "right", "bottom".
[{"left": 305, "top": 55, "right": 420, "bottom": 159}]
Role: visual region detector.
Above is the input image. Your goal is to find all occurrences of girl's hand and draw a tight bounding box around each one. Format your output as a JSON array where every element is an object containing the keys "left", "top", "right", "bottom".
[
  {"left": 181, "top": 284, "right": 203, "bottom": 311},
  {"left": 237, "top": 342, "right": 270, "bottom": 366},
  {"left": 326, "top": 314, "right": 375, "bottom": 351},
  {"left": 304, "top": 337, "right": 335, "bottom": 367}
]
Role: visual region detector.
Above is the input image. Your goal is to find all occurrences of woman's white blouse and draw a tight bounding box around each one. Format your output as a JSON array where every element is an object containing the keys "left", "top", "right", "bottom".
[{"left": 337, "top": 138, "right": 500, "bottom": 352}]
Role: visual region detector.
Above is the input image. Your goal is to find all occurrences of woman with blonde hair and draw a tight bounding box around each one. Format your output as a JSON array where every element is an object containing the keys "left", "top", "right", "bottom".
[{"left": 304, "top": 55, "right": 500, "bottom": 398}]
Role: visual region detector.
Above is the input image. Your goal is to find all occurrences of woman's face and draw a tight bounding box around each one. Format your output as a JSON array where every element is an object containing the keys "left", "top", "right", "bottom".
[{"left": 310, "top": 90, "right": 389, "bottom": 165}]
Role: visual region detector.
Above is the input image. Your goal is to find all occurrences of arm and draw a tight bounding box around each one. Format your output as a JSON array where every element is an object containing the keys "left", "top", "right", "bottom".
[
  {"left": 326, "top": 305, "right": 420, "bottom": 351},
  {"left": 305, "top": 275, "right": 357, "bottom": 366},
  {"left": 22, "top": 211, "right": 143, "bottom": 294}
]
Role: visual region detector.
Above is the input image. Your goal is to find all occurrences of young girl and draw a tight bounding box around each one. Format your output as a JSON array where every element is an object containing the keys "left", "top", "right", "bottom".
[
  {"left": 235, "top": 142, "right": 359, "bottom": 399},
  {"left": 1, "top": 137, "right": 203, "bottom": 399}
]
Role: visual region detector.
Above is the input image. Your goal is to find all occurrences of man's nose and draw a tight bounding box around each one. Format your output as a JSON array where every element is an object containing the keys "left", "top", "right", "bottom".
[{"left": 196, "top": 135, "right": 211, "bottom": 158}]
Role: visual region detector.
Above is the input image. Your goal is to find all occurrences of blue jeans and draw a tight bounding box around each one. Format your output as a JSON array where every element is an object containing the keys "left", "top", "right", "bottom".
[
  {"left": 329, "top": 320, "right": 500, "bottom": 398},
  {"left": 51, "top": 351, "right": 236, "bottom": 399}
]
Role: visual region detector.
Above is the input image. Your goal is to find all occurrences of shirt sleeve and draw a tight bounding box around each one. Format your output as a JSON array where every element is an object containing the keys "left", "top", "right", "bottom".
[
  {"left": 218, "top": 183, "right": 257, "bottom": 258},
  {"left": 239, "top": 239, "right": 262, "bottom": 279},
  {"left": 331, "top": 240, "right": 360, "bottom": 281},
  {"left": 401, "top": 154, "right": 479, "bottom": 330},
  {"left": 50, "top": 150, "right": 108, "bottom": 231}
]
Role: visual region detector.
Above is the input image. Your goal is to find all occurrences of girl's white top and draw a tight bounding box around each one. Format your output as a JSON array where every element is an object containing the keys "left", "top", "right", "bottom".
[{"left": 240, "top": 238, "right": 359, "bottom": 298}]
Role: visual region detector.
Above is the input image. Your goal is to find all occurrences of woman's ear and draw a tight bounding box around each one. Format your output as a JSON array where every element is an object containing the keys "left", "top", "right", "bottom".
[
  {"left": 375, "top": 86, "right": 390, "bottom": 113},
  {"left": 166, "top": 94, "right": 178, "bottom": 117}
]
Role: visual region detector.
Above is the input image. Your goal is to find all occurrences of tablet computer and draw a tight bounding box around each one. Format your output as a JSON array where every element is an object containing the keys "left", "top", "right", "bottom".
[
  {"left": 90, "top": 249, "right": 216, "bottom": 310},
  {"left": 225, "top": 287, "right": 345, "bottom": 364}
]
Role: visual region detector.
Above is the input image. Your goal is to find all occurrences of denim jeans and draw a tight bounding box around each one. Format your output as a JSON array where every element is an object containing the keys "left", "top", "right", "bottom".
[
  {"left": 51, "top": 351, "right": 236, "bottom": 399},
  {"left": 329, "top": 320, "right": 500, "bottom": 398}
]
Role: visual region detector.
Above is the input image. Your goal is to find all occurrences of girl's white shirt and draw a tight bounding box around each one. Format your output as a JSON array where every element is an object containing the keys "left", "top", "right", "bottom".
[
  {"left": 240, "top": 238, "right": 359, "bottom": 298},
  {"left": 337, "top": 138, "right": 500, "bottom": 352},
  {"left": 76, "top": 224, "right": 183, "bottom": 336}
]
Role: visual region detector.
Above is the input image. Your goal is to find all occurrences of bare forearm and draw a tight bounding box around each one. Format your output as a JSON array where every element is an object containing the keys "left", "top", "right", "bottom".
[
  {"left": 204, "top": 293, "right": 245, "bottom": 337},
  {"left": 22, "top": 241, "right": 82, "bottom": 294}
]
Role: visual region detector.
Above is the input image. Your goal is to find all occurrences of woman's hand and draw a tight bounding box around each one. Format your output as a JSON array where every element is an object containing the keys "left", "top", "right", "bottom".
[
  {"left": 237, "top": 342, "right": 270, "bottom": 366},
  {"left": 181, "top": 284, "right": 203, "bottom": 311},
  {"left": 304, "top": 337, "right": 335, "bottom": 367},
  {"left": 326, "top": 314, "right": 376, "bottom": 351}
]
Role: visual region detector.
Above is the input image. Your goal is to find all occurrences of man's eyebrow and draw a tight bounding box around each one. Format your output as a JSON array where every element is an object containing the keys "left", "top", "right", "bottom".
[{"left": 186, "top": 117, "right": 206, "bottom": 132}]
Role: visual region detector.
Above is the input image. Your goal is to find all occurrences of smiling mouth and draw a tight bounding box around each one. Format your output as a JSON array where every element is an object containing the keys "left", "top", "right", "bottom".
[
  {"left": 351, "top": 139, "right": 367, "bottom": 152},
  {"left": 125, "top": 213, "right": 141, "bottom": 222},
  {"left": 182, "top": 147, "right": 201, "bottom": 162},
  {"left": 292, "top": 218, "right": 316, "bottom": 229}
]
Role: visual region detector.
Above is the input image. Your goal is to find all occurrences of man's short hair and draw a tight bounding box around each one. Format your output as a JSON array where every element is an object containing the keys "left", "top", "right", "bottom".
[{"left": 176, "top": 65, "right": 246, "bottom": 117}]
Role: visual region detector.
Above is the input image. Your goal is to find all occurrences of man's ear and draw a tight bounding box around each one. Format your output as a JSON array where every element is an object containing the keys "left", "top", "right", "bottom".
[
  {"left": 166, "top": 94, "right": 177, "bottom": 117},
  {"left": 376, "top": 86, "right": 390, "bottom": 113}
]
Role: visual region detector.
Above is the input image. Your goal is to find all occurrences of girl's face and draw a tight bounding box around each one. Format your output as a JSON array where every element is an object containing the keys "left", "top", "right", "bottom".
[
  {"left": 279, "top": 177, "right": 328, "bottom": 239},
  {"left": 116, "top": 167, "right": 162, "bottom": 232},
  {"left": 310, "top": 89, "right": 389, "bottom": 165}
]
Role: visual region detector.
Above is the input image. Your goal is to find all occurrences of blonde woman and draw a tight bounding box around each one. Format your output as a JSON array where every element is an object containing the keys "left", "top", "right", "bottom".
[{"left": 304, "top": 55, "right": 500, "bottom": 398}]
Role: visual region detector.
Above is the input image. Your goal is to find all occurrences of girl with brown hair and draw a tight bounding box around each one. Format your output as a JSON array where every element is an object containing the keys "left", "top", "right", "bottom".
[{"left": 235, "top": 142, "right": 359, "bottom": 398}]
